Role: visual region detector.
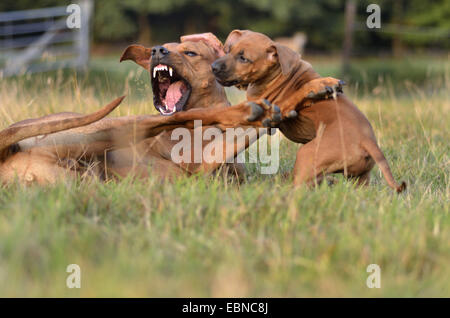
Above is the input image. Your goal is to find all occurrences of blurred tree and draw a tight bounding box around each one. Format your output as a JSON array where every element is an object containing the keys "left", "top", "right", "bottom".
[
  {"left": 0, "top": 0, "right": 64, "bottom": 11},
  {"left": 1, "top": 0, "right": 448, "bottom": 52},
  {"left": 94, "top": 0, "right": 137, "bottom": 42},
  {"left": 359, "top": 0, "right": 449, "bottom": 54},
  {"left": 402, "top": 0, "right": 450, "bottom": 47},
  {"left": 92, "top": 0, "right": 348, "bottom": 50},
  {"left": 391, "top": 0, "right": 404, "bottom": 57},
  {"left": 122, "top": 0, "right": 189, "bottom": 44},
  {"left": 343, "top": 0, "right": 356, "bottom": 74}
]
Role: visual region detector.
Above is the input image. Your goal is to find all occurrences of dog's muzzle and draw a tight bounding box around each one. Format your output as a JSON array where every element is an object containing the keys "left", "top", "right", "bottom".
[{"left": 150, "top": 46, "right": 192, "bottom": 115}]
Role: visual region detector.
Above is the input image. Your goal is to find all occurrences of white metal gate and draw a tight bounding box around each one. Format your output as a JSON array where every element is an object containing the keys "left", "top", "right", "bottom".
[{"left": 0, "top": 0, "right": 93, "bottom": 77}]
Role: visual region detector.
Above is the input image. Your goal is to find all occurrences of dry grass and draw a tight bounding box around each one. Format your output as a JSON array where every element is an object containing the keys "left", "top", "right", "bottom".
[{"left": 0, "top": 58, "right": 448, "bottom": 297}]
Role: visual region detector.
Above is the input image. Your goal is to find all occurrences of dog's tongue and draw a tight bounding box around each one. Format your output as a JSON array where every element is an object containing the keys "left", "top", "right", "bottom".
[{"left": 165, "top": 81, "right": 186, "bottom": 110}]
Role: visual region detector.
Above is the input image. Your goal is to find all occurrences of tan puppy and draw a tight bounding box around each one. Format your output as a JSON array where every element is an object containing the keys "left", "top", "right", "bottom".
[{"left": 211, "top": 30, "right": 405, "bottom": 192}]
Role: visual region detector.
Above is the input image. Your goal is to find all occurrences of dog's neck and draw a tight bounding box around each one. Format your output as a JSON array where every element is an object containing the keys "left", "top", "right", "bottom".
[
  {"left": 186, "top": 80, "right": 230, "bottom": 110},
  {"left": 246, "top": 59, "right": 320, "bottom": 107}
]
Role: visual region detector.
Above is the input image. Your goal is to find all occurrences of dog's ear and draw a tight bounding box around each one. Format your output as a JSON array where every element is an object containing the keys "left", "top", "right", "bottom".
[
  {"left": 267, "top": 43, "right": 300, "bottom": 76},
  {"left": 180, "top": 32, "right": 224, "bottom": 58},
  {"left": 224, "top": 29, "right": 246, "bottom": 50},
  {"left": 120, "top": 45, "right": 152, "bottom": 70}
]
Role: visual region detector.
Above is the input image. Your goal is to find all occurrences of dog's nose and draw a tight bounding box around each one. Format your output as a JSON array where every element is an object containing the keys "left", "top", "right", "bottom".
[
  {"left": 151, "top": 45, "right": 170, "bottom": 59},
  {"left": 211, "top": 60, "right": 225, "bottom": 75}
]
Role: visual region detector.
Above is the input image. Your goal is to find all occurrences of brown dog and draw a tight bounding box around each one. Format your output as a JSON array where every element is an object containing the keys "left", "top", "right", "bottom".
[
  {"left": 211, "top": 30, "right": 406, "bottom": 192},
  {"left": 2, "top": 37, "right": 283, "bottom": 185},
  {"left": 1, "top": 33, "right": 340, "bottom": 185},
  {"left": 108, "top": 33, "right": 342, "bottom": 179},
  {"left": 112, "top": 33, "right": 249, "bottom": 179},
  {"left": 1, "top": 90, "right": 260, "bottom": 184},
  {"left": 0, "top": 97, "right": 124, "bottom": 184}
]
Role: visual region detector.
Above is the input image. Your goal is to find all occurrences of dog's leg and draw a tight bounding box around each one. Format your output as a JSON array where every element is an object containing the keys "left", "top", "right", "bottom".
[
  {"left": 147, "top": 99, "right": 282, "bottom": 131},
  {"left": 352, "top": 171, "right": 371, "bottom": 187},
  {"left": 103, "top": 148, "right": 185, "bottom": 181},
  {"left": 196, "top": 127, "right": 264, "bottom": 175},
  {"left": 173, "top": 126, "right": 265, "bottom": 177},
  {"left": 293, "top": 139, "right": 325, "bottom": 187},
  {"left": 303, "top": 77, "right": 345, "bottom": 100},
  {"left": 292, "top": 121, "right": 405, "bottom": 192},
  {"left": 292, "top": 129, "right": 357, "bottom": 187},
  {"left": 0, "top": 97, "right": 125, "bottom": 185},
  {"left": 280, "top": 77, "right": 345, "bottom": 118},
  {"left": 1, "top": 150, "right": 78, "bottom": 185},
  {"left": 293, "top": 129, "right": 392, "bottom": 190}
]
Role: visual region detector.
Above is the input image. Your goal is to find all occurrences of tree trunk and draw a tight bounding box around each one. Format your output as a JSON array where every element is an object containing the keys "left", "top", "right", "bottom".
[
  {"left": 342, "top": 0, "right": 356, "bottom": 76},
  {"left": 184, "top": 14, "right": 197, "bottom": 35},
  {"left": 137, "top": 13, "right": 151, "bottom": 46},
  {"left": 392, "top": 0, "right": 404, "bottom": 57}
]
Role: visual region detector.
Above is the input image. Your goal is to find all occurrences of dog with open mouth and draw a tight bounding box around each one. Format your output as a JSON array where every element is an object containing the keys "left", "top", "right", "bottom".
[
  {"left": 150, "top": 61, "right": 191, "bottom": 115},
  {"left": 1, "top": 33, "right": 273, "bottom": 185},
  {"left": 120, "top": 34, "right": 228, "bottom": 117},
  {"left": 1, "top": 33, "right": 342, "bottom": 185}
]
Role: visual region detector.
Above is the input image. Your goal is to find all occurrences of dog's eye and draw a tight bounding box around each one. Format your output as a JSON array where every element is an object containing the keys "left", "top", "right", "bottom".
[
  {"left": 239, "top": 55, "right": 250, "bottom": 63},
  {"left": 184, "top": 51, "right": 198, "bottom": 57}
]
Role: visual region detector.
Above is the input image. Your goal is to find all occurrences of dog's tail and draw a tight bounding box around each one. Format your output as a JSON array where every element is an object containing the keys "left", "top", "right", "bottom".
[
  {"left": 361, "top": 138, "right": 406, "bottom": 193},
  {"left": 0, "top": 96, "right": 125, "bottom": 156}
]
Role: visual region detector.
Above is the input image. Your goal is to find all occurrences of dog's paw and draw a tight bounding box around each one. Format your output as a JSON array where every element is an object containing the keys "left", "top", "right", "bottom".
[
  {"left": 246, "top": 99, "right": 282, "bottom": 129},
  {"left": 305, "top": 77, "right": 345, "bottom": 100}
]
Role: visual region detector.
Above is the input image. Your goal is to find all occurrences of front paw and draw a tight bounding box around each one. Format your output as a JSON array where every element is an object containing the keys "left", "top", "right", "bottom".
[
  {"left": 306, "top": 77, "right": 345, "bottom": 100},
  {"left": 246, "top": 99, "right": 282, "bottom": 129}
]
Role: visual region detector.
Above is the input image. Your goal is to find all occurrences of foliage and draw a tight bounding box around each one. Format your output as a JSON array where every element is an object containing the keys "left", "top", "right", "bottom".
[{"left": 1, "top": 0, "right": 448, "bottom": 52}]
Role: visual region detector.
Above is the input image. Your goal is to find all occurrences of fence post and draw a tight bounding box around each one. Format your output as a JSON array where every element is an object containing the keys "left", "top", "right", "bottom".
[{"left": 77, "top": 0, "right": 93, "bottom": 70}]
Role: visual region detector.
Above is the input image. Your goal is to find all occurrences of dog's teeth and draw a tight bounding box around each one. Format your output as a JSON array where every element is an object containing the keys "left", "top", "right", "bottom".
[
  {"left": 169, "top": 67, "right": 173, "bottom": 77},
  {"left": 153, "top": 68, "right": 157, "bottom": 78}
]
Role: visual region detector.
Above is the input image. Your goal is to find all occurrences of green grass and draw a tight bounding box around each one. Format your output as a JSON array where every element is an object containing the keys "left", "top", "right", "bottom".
[{"left": 0, "top": 57, "right": 449, "bottom": 297}]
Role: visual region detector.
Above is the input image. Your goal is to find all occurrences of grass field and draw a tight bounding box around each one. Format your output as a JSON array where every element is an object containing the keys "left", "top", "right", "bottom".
[{"left": 0, "top": 57, "right": 449, "bottom": 297}]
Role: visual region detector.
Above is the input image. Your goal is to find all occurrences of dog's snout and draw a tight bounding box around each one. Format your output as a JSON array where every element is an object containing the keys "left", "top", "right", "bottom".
[
  {"left": 151, "top": 45, "right": 170, "bottom": 59},
  {"left": 211, "top": 60, "right": 225, "bottom": 75}
]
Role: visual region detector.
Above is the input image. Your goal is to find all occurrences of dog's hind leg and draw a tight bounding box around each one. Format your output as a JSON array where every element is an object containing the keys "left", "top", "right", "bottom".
[
  {"left": 292, "top": 129, "right": 360, "bottom": 187},
  {"left": 1, "top": 151, "right": 77, "bottom": 185},
  {"left": 293, "top": 139, "right": 326, "bottom": 187},
  {"left": 353, "top": 171, "right": 371, "bottom": 187}
]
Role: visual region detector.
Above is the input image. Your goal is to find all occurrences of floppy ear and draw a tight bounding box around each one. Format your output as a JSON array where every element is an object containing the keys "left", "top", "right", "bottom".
[
  {"left": 180, "top": 32, "right": 224, "bottom": 58},
  {"left": 224, "top": 29, "right": 245, "bottom": 49},
  {"left": 268, "top": 43, "right": 301, "bottom": 76},
  {"left": 120, "top": 45, "right": 152, "bottom": 70}
]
